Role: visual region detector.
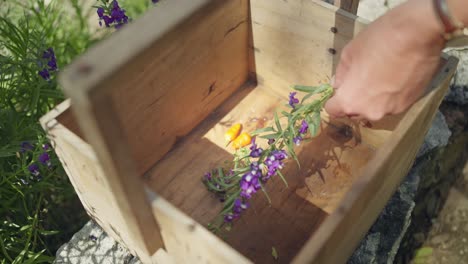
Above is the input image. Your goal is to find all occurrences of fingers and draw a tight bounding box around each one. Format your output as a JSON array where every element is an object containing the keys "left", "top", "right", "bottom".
[
  {"left": 333, "top": 45, "right": 352, "bottom": 89},
  {"left": 324, "top": 93, "right": 346, "bottom": 118}
]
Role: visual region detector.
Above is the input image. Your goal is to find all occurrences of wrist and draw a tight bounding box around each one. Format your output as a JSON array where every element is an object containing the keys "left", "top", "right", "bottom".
[
  {"left": 389, "top": 0, "right": 445, "bottom": 47},
  {"left": 447, "top": 0, "right": 468, "bottom": 26}
]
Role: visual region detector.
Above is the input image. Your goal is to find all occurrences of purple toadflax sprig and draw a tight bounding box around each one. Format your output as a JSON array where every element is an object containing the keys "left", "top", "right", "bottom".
[
  {"left": 203, "top": 83, "right": 334, "bottom": 233},
  {"left": 95, "top": 0, "right": 129, "bottom": 29},
  {"left": 38, "top": 48, "right": 58, "bottom": 81}
]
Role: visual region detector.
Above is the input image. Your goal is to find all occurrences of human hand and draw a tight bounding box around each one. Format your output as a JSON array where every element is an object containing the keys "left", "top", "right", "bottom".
[{"left": 325, "top": 0, "right": 446, "bottom": 121}]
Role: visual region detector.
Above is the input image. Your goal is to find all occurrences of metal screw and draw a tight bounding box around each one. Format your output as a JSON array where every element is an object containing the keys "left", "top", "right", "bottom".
[
  {"left": 328, "top": 48, "right": 337, "bottom": 55},
  {"left": 330, "top": 27, "right": 338, "bottom": 33}
]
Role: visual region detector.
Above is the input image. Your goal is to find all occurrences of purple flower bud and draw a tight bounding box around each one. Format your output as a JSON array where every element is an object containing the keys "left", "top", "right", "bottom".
[
  {"left": 293, "top": 136, "right": 302, "bottom": 146},
  {"left": 224, "top": 213, "right": 238, "bottom": 223},
  {"left": 28, "top": 163, "right": 40, "bottom": 177},
  {"left": 97, "top": 7, "right": 104, "bottom": 18},
  {"left": 38, "top": 152, "right": 52, "bottom": 168},
  {"left": 267, "top": 138, "right": 275, "bottom": 145},
  {"left": 203, "top": 172, "right": 212, "bottom": 181},
  {"left": 152, "top": 0, "right": 159, "bottom": 3},
  {"left": 102, "top": 15, "right": 113, "bottom": 27},
  {"left": 289, "top": 92, "right": 299, "bottom": 108},
  {"left": 299, "top": 120, "right": 308, "bottom": 134},
  {"left": 20, "top": 141, "right": 34, "bottom": 153},
  {"left": 38, "top": 69, "right": 50, "bottom": 81},
  {"left": 42, "top": 144, "right": 49, "bottom": 150}
]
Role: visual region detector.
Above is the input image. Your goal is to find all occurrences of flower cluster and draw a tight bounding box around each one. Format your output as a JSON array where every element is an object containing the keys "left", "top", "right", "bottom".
[
  {"left": 22, "top": 142, "right": 53, "bottom": 184},
  {"left": 263, "top": 150, "right": 287, "bottom": 181},
  {"left": 38, "top": 48, "right": 58, "bottom": 81},
  {"left": 96, "top": 0, "right": 129, "bottom": 29},
  {"left": 203, "top": 83, "right": 334, "bottom": 233}
]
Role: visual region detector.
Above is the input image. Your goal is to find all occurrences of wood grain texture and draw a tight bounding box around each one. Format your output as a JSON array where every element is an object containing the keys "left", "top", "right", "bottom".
[
  {"left": 40, "top": 102, "right": 158, "bottom": 263},
  {"left": 292, "top": 57, "right": 459, "bottom": 264},
  {"left": 145, "top": 82, "right": 391, "bottom": 263},
  {"left": 44, "top": 0, "right": 459, "bottom": 263},
  {"left": 334, "top": 0, "right": 359, "bottom": 15},
  {"left": 148, "top": 190, "right": 251, "bottom": 264},
  {"left": 61, "top": 0, "right": 251, "bottom": 175},
  {"left": 249, "top": 0, "right": 368, "bottom": 99}
]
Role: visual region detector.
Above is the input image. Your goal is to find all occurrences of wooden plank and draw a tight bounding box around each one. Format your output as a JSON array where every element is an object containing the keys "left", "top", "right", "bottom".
[
  {"left": 249, "top": 0, "right": 368, "bottom": 99},
  {"left": 334, "top": 0, "right": 359, "bottom": 15},
  {"left": 292, "top": 57, "right": 459, "bottom": 264},
  {"left": 56, "top": 0, "right": 250, "bottom": 261},
  {"left": 61, "top": 0, "right": 251, "bottom": 175},
  {"left": 148, "top": 189, "right": 251, "bottom": 264},
  {"left": 40, "top": 103, "right": 159, "bottom": 263}
]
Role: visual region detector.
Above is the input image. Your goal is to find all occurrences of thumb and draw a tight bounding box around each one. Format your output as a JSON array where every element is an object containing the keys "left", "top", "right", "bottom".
[{"left": 324, "top": 92, "right": 346, "bottom": 118}]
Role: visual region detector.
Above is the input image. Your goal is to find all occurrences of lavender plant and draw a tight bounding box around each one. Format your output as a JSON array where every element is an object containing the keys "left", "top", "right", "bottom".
[{"left": 203, "top": 84, "right": 334, "bottom": 232}]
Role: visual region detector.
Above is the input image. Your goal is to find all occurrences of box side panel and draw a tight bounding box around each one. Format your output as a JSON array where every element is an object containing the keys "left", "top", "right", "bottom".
[
  {"left": 293, "top": 57, "right": 459, "bottom": 263},
  {"left": 41, "top": 119, "right": 159, "bottom": 263},
  {"left": 148, "top": 190, "right": 252, "bottom": 264},
  {"left": 249, "top": 0, "right": 367, "bottom": 98},
  {"left": 334, "top": 0, "right": 359, "bottom": 14},
  {"left": 62, "top": 0, "right": 251, "bottom": 175}
]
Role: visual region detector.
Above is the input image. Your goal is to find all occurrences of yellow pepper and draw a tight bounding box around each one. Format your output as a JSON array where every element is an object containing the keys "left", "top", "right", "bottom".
[
  {"left": 231, "top": 132, "right": 252, "bottom": 150},
  {"left": 225, "top": 123, "right": 242, "bottom": 143}
]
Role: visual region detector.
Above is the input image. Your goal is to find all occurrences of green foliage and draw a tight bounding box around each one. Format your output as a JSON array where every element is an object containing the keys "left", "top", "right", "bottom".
[{"left": 0, "top": 0, "right": 156, "bottom": 262}]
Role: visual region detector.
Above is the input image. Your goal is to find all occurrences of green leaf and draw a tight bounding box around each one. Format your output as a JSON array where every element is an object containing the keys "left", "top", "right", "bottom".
[
  {"left": 276, "top": 170, "right": 289, "bottom": 188},
  {"left": 285, "top": 136, "right": 300, "bottom": 168},
  {"left": 251, "top": 126, "right": 275, "bottom": 136},
  {"left": 259, "top": 182, "right": 271, "bottom": 204},
  {"left": 306, "top": 111, "right": 321, "bottom": 137},
  {"left": 38, "top": 230, "right": 59, "bottom": 236},
  {"left": 19, "top": 225, "right": 31, "bottom": 232},
  {"left": 272, "top": 247, "right": 278, "bottom": 260},
  {"left": 259, "top": 133, "right": 280, "bottom": 140},
  {"left": 295, "top": 84, "right": 330, "bottom": 103},
  {"left": 274, "top": 111, "right": 282, "bottom": 133}
]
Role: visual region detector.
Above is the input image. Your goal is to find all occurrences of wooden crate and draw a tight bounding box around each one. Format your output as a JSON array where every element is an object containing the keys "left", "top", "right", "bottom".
[{"left": 40, "top": 0, "right": 458, "bottom": 263}]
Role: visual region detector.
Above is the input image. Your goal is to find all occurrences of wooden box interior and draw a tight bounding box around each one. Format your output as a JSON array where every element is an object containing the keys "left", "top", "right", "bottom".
[{"left": 51, "top": 0, "right": 456, "bottom": 263}]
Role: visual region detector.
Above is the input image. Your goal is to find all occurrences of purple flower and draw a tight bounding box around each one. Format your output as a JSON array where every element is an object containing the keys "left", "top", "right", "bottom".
[
  {"left": 293, "top": 136, "right": 302, "bottom": 146},
  {"left": 271, "top": 150, "right": 287, "bottom": 160},
  {"left": 28, "top": 163, "right": 40, "bottom": 177},
  {"left": 249, "top": 138, "right": 263, "bottom": 158},
  {"left": 42, "top": 144, "right": 50, "bottom": 150},
  {"left": 20, "top": 141, "right": 34, "bottom": 153},
  {"left": 97, "top": 7, "right": 104, "bottom": 18},
  {"left": 289, "top": 92, "right": 299, "bottom": 108},
  {"left": 38, "top": 48, "right": 57, "bottom": 80},
  {"left": 38, "top": 152, "right": 52, "bottom": 168},
  {"left": 203, "top": 172, "right": 212, "bottom": 181},
  {"left": 38, "top": 69, "right": 50, "bottom": 81},
  {"left": 263, "top": 150, "right": 287, "bottom": 181},
  {"left": 268, "top": 138, "right": 275, "bottom": 145},
  {"left": 43, "top": 48, "right": 57, "bottom": 71},
  {"left": 299, "top": 120, "right": 308, "bottom": 134},
  {"left": 240, "top": 163, "right": 262, "bottom": 199},
  {"left": 224, "top": 213, "right": 238, "bottom": 223},
  {"left": 233, "top": 199, "right": 249, "bottom": 214},
  {"left": 152, "top": 0, "right": 159, "bottom": 3},
  {"left": 97, "top": 1, "right": 129, "bottom": 29},
  {"left": 102, "top": 15, "right": 113, "bottom": 27}
]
